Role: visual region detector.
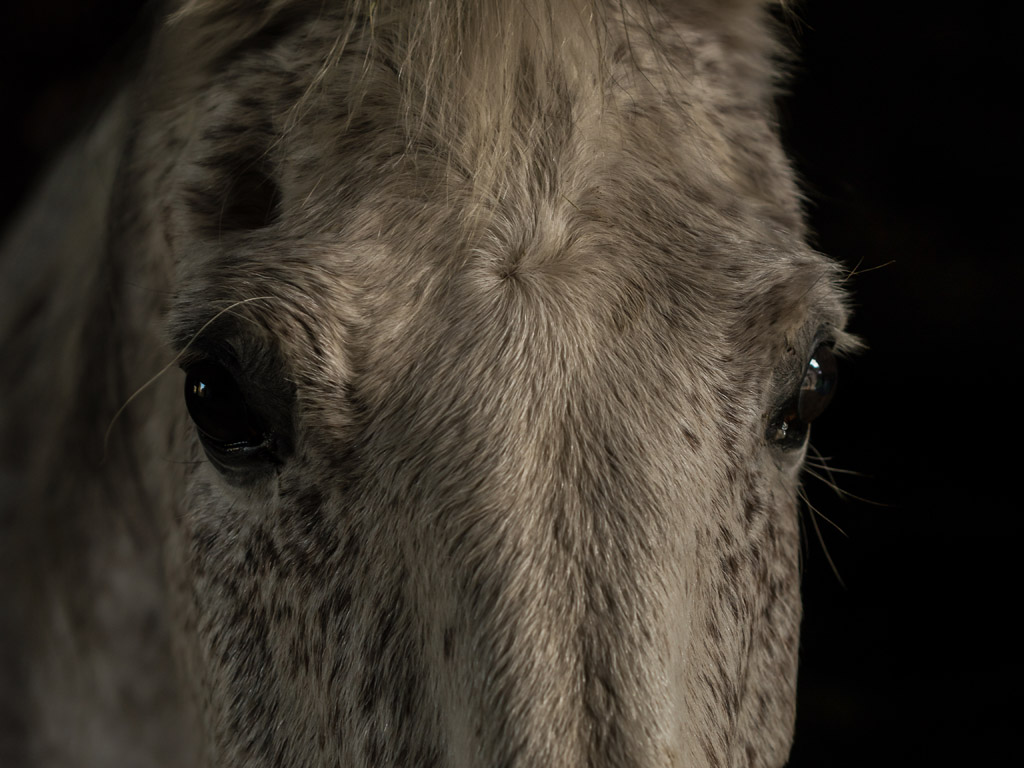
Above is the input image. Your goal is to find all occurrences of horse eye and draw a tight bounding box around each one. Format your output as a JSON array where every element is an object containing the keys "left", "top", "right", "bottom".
[
  {"left": 797, "top": 344, "right": 837, "bottom": 423},
  {"left": 768, "top": 343, "right": 838, "bottom": 449},
  {"left": 184, "top": 359, "right": 272, "bottom": 465}
]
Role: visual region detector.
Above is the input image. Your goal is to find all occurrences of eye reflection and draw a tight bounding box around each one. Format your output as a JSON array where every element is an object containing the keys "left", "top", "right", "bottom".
[
  {"left": 768, "top": 343, "right": 838, "bottom": 449},
  {"left": 184, "top": 359, "right": 265, "bottom": 449},
  {"left": 797, "top": 345, "right": 837, "bottom": 424}
]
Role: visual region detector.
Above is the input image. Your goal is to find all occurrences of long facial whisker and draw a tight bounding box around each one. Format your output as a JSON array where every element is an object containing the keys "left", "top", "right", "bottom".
[
  {"left": 803, "top": 461, "right": 869, "bottom": 478},
  {"left": 798, "top": 473, "right": 849, "bottom": 537},
  {"left": 798, "top": 485, "right": 846, "bottom": 587},
  {"left": 802, "top": 466, "right": 849, "bottom": 501},
  {"left": 102, "top": 295, "right": 278, "bottom": 460},
  {"left": 806, "top": 444, "right": 888, "bottom": 507}
]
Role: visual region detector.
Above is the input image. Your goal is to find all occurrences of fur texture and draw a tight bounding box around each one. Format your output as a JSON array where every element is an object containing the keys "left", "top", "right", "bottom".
[{"left": 1, "top": 2, "right": 852, "bottom": 766}]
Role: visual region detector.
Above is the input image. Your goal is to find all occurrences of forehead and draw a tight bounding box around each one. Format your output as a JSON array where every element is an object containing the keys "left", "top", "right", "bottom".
[{"left": 163, "top": 1, "right": 848, "bottom": 366}]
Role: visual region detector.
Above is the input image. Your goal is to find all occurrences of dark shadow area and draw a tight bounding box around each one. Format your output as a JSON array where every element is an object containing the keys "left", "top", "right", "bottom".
[
  {"left": 779, "top": 2, "right": 1019, "bottom": 765},
  {"left": 0, "top": 0, "right": 150, "bottom": 228}
]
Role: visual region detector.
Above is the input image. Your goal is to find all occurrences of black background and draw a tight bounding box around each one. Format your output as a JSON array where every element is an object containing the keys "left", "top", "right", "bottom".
[{"left": 1, "top": 2, "right": 1019, "bottom": 765}]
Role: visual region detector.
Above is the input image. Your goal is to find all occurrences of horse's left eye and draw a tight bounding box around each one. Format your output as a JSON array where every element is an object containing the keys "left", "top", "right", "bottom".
[
  {"left": 768, "top": 343, "right": 838, "bottom": 449},
  {"left": 796, "top": 344, "right": 837, "bottom": 423},
  {"left": 184, "top": 359, "right": 276, "bottom": 471}
]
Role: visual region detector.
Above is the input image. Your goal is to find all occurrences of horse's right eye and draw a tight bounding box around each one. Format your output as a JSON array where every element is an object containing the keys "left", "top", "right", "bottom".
[{"left": 184, "top": 359, "right": 276, "bottom": 470}]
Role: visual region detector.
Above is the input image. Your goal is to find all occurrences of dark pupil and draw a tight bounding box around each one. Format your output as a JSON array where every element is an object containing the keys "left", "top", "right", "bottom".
[
  {"left": 184, "top": 360, "right": 263, "bottom": 447},
  {"left": 796, "top": 344, "right": 837, "bottom": 423}
]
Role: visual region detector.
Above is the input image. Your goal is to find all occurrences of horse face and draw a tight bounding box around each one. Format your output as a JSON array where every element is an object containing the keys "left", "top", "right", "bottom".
[{"left": 129, "top": 2, "right": 852, "bottom": 766}]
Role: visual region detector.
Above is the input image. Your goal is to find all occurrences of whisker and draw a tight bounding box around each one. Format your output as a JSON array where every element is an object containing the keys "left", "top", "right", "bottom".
[
  {"left": 803, "top": 466, "right": 889, "bottom": 508},
  {"left": 806, "top": 443, "right": 849, "bottom": 492},
  {"left": 799, "top": 486, "right": 846, "bottom": 587},
  {"left": 806, "top": 444, "right": 889, "bottom": 507},
  {"left": 801, "top": 466, "right": 848, "bottom": 499},
  {"left": 841, "top": 255, "right": 865, "bottom": 283},
  {"left": 803, "top": 461, "right": 869, "bottom": 478},
  {"left": 798, "top": 473, "right": 849, "bottom": 537},
  {"left": 102, "top": 296, "right": 277, "bottom": 460},
  {"left": 844, "top": 259, "right": 896, "bottom": 281},
  {"left": 803, "top": 465, "right": 887, "bottom": 509}
]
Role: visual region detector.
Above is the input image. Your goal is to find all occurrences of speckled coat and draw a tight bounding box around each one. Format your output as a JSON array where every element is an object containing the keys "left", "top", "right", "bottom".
[{"left": 0, "top": 1, "right": 853, "bottom": 766}]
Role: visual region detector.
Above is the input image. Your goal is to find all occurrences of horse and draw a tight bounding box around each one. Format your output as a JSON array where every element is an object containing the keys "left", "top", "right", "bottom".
[{"left": 0, "top": 1, "right": 854, "bottom": 766}]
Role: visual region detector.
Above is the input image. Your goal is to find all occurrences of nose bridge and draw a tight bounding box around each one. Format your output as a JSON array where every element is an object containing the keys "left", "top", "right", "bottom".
[
  {"left": 569, "top": 460, "right": 699, "bottom": 768},
  {"left": 439, "top": 507, "right": 682, "bottom": 768},
  {"left": 431, "top": 395, "right": 700, "bottom": 768},
  {"left": 380, "top": 265, "right": 722, "bottom": 767}
]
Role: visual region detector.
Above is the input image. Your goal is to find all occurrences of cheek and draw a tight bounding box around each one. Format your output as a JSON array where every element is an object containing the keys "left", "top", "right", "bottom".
[
  {"left": 692, "top": 464, "right": 804, "bottom": 751},
  {"left": 164, "top": 460, "right": 271, "bottom": 670},
  {"left": 740, "top": 485, "right": 803, "bottom": 760}
]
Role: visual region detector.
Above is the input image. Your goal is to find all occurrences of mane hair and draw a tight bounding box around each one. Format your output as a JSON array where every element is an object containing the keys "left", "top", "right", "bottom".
[{"left": 167, "top": 0, "right": 782, "bottom": 226}]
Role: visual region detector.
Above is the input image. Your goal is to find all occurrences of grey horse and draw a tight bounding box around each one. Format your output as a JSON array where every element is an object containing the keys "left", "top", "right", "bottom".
[{"left": 0, "top": 1, "right": 853, "bottom": 766}]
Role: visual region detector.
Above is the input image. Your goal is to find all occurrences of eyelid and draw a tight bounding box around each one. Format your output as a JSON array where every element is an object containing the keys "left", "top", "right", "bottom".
[
  {"left": 176, "top": 338, "right": 241, "bottom": 373},
  {"left": 812, "top": 326, "right": 838, "bottom": 351}
]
